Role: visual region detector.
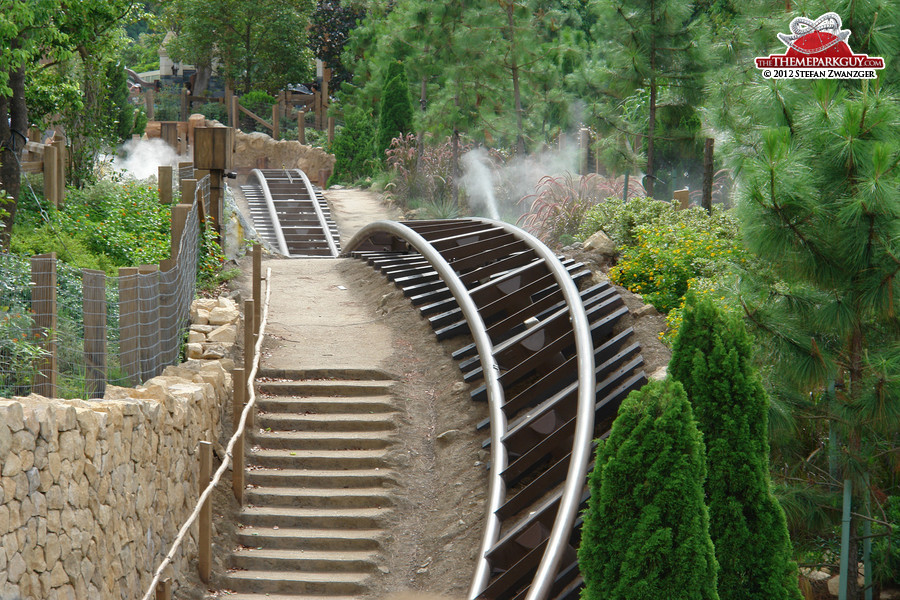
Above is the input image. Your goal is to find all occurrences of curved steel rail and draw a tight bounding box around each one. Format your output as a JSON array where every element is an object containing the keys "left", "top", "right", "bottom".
[
  {"left": 344, "top": 218, "right": 648, "bottom": 600},
  {"left": 294, "top": 168, "right": 339, "bottom": 257},
  {"left": 248, "top": 168, "right": 290, "bottom": 256}
]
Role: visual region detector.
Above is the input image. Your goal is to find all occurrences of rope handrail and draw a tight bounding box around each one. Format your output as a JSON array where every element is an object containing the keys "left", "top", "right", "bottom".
[{"left": 139, "top": 267, "right": 273, "bottom": 600}]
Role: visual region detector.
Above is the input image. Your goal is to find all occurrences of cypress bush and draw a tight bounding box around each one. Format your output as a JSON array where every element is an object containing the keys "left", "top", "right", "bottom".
[
  {"left": 329, "top": 107, "right": 376, "bottom": 185},
  {"left": 578, "top": 378, "right": 719, "bottom": 600},
  {"left": 375, "top": 61, "right": 413, "bottom": 161},
  {"left": 669, "top": 296, "right": 802, "bottom": 600}
]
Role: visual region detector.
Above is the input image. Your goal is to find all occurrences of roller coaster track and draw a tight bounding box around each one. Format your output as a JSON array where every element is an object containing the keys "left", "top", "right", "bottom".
[
  {"left": 344, "top": 219, "right": 648, "bottom": 600},
  {"left": 242, "top": 169, "right": 340, "bottom": 257}
]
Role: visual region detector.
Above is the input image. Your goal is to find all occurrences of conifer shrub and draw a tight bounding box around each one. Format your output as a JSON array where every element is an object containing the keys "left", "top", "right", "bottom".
[
  {"left": 669, "top": 296, "right": 802, "bottom": 600},
  {"left": 375, "top": 61, "right": 413, "bottom": 161},
  {"left": 578, "top": 378, "right": 719, "bottom": 600},
  {"left": 329, "top": 107, "right": 376, "bottom": 185}
]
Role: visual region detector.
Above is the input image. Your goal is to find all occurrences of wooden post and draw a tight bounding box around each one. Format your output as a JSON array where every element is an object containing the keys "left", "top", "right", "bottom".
[
  {"left": 225, "top": 82, "right": 234, "bottom": 128},
  {"left": 158, "top": 258, "right": 178, "bottom": 367},
  {"left": 272, "top": 104, "right": 280, "bottom": 141},
  {"left": 198, "top": 441, "right": 212, "bottom": 583},
  {"left": 232, "top": 96, "right": 240, "bottom": 131},
  {"left": 31, "top": 254, "right": 57, "bottom": 398},
  {"left": 232, "top": 366, "right": 245, "bottom": 504},
  {"left": 298, "top": 111, "right": 306, "bottom": 145},
  {"left": 119, "top": 267, "right": 141, "bottom": 385},
  {"left": 558, "top": 133, "right": 566, "bottom": 153},
  {"left": 579, "top": 127, "right": 590, "bottom": 175},
  {"left": 155, "top": 578, "right": 172, "bottom": 600},
  {"left": 181, "top": 178, "right": 196, "bottom": 206},
  {"left": 180, "top": 87, "right": 189, "bottom": 122},
  {"left": 170, "top": 203, "right": 192, "bottom": 261},
  {"left": 322, "top": 66, "right": 331, "bottom": 120},
  {"left": 83, "top": 269, "right": 107, "bottom": 399},
  {"left": 138, "top": 265, "right": 161, "bottom": 380},
  {"left": 252, "top": 244, "right": 262, "bottom": 333},
  {"left": 209, "top": 170, "right": 223, "bottom": 237},
  {"left": 243, "top": 300, "right": 255, "bottom": 431},
  {"left": 674, "top": 188, "right": 691, "bottom": 211},
  {"left": 327, "top": 116, "right": 335, "bottom": 145},
  {"left": 319, "top": 169, "right": 328, "bottom": 189},
  {"left": 145, "top": 88, "right": 155, "bottom": 121},
  {"left": 43, "top": 143, "right": 59, "bottom": 207},
  {"left": 702, "top": 137, "right": 714, "bottom": 214},
  {"left": 158, "top": 165, "right": 173, "bottom": 204},
  {"left": 54, "top": 137, "right": 66, "bottom": 205}
]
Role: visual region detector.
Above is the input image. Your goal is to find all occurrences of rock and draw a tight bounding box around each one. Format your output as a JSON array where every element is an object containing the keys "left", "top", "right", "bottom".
[
  {"left": 49, "top": 560, "right": 68, "bottom": 587},
  {"left": 201, "top": 343, "right": 227, "bottom": 359},
  {"left": 206, "top": 324, "right": 237, "bottom": 344},
  {"left": 187, "top": 330, "right": 206, "bottom": 343},
  {"left": 208, "top": 306, "right": 239, "bottom": 325},
  {"left": 436, "top": 429, "right": 460, "bottom": 445},
  {"left": 803, "top": 569, "right": 830, "bottom": 582},
  {"left": 7, "top": 552, "right": 25, "bottom": 583},
  {"left": 186, "top": 343, "right": 203, "bottom": 359},
  {"left": 583, "top": 230, "right": 617, "bottom": 256},
  {"left": 650, "top": 366, "right": 668, "bottom": 381},
  {"left": 0, "top": 422, "right": 10, "bottom": 461},
  {"left": 634, "top": 304, "right": 659, "bottom": 318},
  {"left": 191, "top": 324, "right": 215, "bottom": 334},
  {"left": 451, "top": 382, "right": 468, "bottom": 395},
  {"left": 0, "top": 401, "right": 25, "bottom": 432}
]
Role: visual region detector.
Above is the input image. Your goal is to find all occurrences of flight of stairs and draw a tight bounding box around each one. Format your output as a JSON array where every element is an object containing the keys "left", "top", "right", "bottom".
[{"left": 224, "top": 371, "right": 397, "bottom": 599}]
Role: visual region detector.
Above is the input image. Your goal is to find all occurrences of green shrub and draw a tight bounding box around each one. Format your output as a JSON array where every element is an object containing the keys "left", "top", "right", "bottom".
[
  {"left": 197, "top": 101, "right": 228, "bottom": 123},
  {"left": 579, "top": 378, "right": 719, "bottom": 600},
  {"left": 375, "top": 61, "right": 413, "bottom": 161},
  {"left": 329, "top": 107, "right": 376, "bottom": 185},
  {"left": 872, "top": 496, "right": 900, "bottom": 586},
  {"left": 670, "top": 296, "right": 803, "bottom": 600},
  {"left": 239, "top": 90, "right": 277, "bottom": 133}
]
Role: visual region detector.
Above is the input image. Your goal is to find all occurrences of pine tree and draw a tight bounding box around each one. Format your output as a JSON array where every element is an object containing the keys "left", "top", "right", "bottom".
[
  {"left": 670, "top": 296, "right": 802, "bottom": 600},
  {"left": 375, "top": 61, "right": 413, "bottom": 160},
  {"left": 578, "top": 379, "right": 719, "bottom": 600},
  {"left": 329, "top": 107, "right": 375, "bottom": 184}
]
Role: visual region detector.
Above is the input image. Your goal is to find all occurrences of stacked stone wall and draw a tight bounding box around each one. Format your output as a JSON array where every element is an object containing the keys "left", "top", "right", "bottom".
[{"left": 0, "top": 297, "right": 239, "bottom": 599}]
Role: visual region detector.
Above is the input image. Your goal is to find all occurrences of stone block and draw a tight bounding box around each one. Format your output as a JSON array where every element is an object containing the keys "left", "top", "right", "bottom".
[
  {"left": 186, "top": 343, "right": 203, "bottom": 359},
  {"left": 207, "top": 323, "right": 237, "bottom": 344},
  {"left": 188, "top": 330, "right": 206, "bottom": 343},
  {"left": 208, "top": 305, "right": 239, "bottom": 325},
  {"left": 0, "top": 400, "right": 25, "bottom": 432}
]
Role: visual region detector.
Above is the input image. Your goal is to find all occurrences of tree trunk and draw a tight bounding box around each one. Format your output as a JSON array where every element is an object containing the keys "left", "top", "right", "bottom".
[
  {"left": 451, "top": 126, "right": 460, "bottom": 209},
  {"left": 1, "top": 62, "right": 28, "bottom": 248},
  {"left": 506, "top": 3, "right": 525, "bottom": 156},
  {"left": 645, "top": 0, "right": 657, "bottom": 199},
  {"left": 416, "top": 76, "right": 426, "bottom": 175}
]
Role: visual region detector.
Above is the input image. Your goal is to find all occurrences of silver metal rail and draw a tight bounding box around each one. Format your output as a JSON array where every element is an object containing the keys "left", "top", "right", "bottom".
[
  {"left": 294, "top": 169, "right": 339, "bottom": 258},
  {"left": 249, "top": 168, "right": 290, "bottom": 256}
]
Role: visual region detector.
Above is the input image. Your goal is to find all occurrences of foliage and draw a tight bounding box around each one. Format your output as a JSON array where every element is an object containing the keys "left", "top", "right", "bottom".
[
  {"left": 163, "top": 0, "right": 314, "bottom": 94},
  {"left": 384, "top": 133, "right": 462, "bottom": 211},
  {"left": 608, "top": 208, "right": 744, "bottom": 313},
  {"left": 105, "top": 61, "right": 136, "bottom": 143},
  {"left": 0, "top": 306, "right": 49, "bottom": 398},
  {"left": 375, "top": 61, "right": 414, "bottom": 161},
  {"left": 871, "top": 496, "right": 900, "bottom": 586},
  {"left": 197, "top": 101, "right": 228, "bottom": 123},
  {"left": 308, "top": 0, "right": 365, "bottom": 89},
  {"left": 239, "top": 90, "right": 277, "bottom": 133},
  {"left": 329, "top": 107, "right": 376, "bottom": 185},
  {"left": 197, "top": 224, "right": 228, "bottom": 292},
  {"left": 519, "top": 173, "right": 647, "bottom": 245},
  {"left": 670, "top": 296, "right": 802, "bottom": 600},
  {"left": 578, "top": 378, "right": 719, "bottom": 600},
  {"left": 579, "top": 196, "right": 676, "bottom": 247}
]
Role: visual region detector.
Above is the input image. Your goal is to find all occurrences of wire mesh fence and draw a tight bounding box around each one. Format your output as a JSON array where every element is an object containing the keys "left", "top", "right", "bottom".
[{"left": 0, "top": 192, "right": 202, "bottom": 400}]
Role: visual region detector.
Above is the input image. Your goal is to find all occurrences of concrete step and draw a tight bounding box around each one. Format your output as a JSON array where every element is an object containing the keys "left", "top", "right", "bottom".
[
  {"left": 225, "top": 570, "right": 370, "bottom": 595},
  {"left": 237, "top": 527, "right": 384, "bottom": 551},
  {"left": 257, "top": 396, "right": 396, "bottom": 414},
  {"left": 245, "top": 487, "right": 393, "bottom": 509},
  {"left": 257, "top": 379, "right": 395, "bottom": 397},
  {"left": 256, "top": 412, "right": 397, "bottom": 432},
  {"left": 246, "top": 467, "right": 395, "bottom": 488},
  {"left": 230, "top": 548, "right": 378, "bottom": 572},
  {"left": 250, "top": 430, "right": 393, "bottom": 451},
  {"left": 239, "top": 506, "right": 390, "bottom": 529},
  {"left": 248, "top": 448, "right": 388, "bottom": 470}
]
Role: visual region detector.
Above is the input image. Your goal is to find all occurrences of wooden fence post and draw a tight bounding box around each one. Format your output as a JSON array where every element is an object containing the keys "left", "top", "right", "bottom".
[
  {"left": 328, "top": 116, "right": 335, "bottom": 145},
  {"left": 83, "top": 269, "right": 107, "bottom": 399},
  {"left": 171, "top": 203, "right": 193, "bottom": 261},
  {"left": 252, "top": 244, "right": 261, "bottom": 332},
  {"left": 232, "top": 96, "right": 240, "bottom": 131},
  {"left": 272, "top": 104, "right": 280, "bottom": 141},
  {"left": 225, "top": 81, "right": 234, "bottom": 128},
  {"left": 31, "top": 254, "right": 57, "bottom": 398},
  {"left": 158, "top": 165, "right": 173, "bottom": 204},
  {"left": 558, "top": 132, "right": 567, "bottom": 154},
  {"left": 298, "top": 111, "right": 306, "bottom": 145},
  {"left": 702, "top": 137, "right": 714, "bottom": 214},
  {"left": 145, "top": 88, "right": 155, "bottom": 121},
  {"left": 43, "top": 143, "right": 59, "bottom": 207},
  {"left": 198, "top": 441, "right": 212, "bottom": 583},
  {"left": 54, "top": 137, "right": 66, "bottom": 205},
  {"left": 155, "top": 578, "right": 172, "bottom": 600},
  {"left": 180, "top": 87, "right": 189, "bottom": 122},
  {"left": 579, "top": 127, "right": 590, "bottom": 175},
  {"left": 138, "top": 265, "right": 161, "bottom": 380},
  {"left": 180, "top": 178, "right": 196, "bottom": 205},
  {"left": 243, "top": 300, "right": 255, "bottom": 431},
  {"left": 232, "top": 367, "right": 245, "bottom": 504},
  {"left": 159, "top": 258, "right": 178, "bottom": 367},
  {"left": 119, "top": 267, "right": 141, "bottom": 385},
  {"left": 674, "top": 188, "right": 691, "bottom": 211}
]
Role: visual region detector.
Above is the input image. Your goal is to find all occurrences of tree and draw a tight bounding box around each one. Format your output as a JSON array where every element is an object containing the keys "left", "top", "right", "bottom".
[
  {"left": 375, "top": 61, "right": 413, "bottom": 161},
  {"left": 308, "top": 0, "right": 365, "bottom": 89},
  {"left": 578, "top": 378, "right": 719, "bottom": 600},
  {"left": 670, "top": 296, "right": 802, "bottom": 600},
  {"left": 585, "top": 0, "right": 705, "bottom": 198},
  {"left": 329, "top": 106, "right": 375, "bottom": 184},
  {"left": 164, "top": 0, "right": 314, "bottom": 94},
  {"left": 737, "top": 80, "right": 900, "bottom": 600}
]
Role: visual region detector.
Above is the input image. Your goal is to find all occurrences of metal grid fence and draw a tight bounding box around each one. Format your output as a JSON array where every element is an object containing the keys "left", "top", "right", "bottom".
[{"left": 0, "top": 193, "right": 201, "bottom": 400}]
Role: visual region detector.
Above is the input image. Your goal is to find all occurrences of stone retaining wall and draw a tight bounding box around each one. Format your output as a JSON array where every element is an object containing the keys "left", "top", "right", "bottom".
[{"left": 0, "top": 297, "right": 239, "bottom": 600}]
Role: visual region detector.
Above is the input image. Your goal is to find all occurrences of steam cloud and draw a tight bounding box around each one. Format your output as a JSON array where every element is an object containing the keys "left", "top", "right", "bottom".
[{"left": 111, "top": 138, "right": 187, "bottom": 180}]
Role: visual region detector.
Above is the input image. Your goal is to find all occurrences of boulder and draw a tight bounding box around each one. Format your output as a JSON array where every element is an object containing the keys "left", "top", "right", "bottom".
[{"left": 583, "top": 230, "right": 617, "bottom": 256}]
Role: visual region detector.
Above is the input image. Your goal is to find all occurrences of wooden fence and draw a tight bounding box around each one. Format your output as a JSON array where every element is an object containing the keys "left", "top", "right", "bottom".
[{"left": 19, "top": 133, "right": 67, "bottom": 206}]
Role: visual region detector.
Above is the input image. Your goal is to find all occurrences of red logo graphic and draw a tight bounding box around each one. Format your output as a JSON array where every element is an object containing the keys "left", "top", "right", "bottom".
[{"left": 756, "top": 12, "right": 885, "bottom": 79}]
